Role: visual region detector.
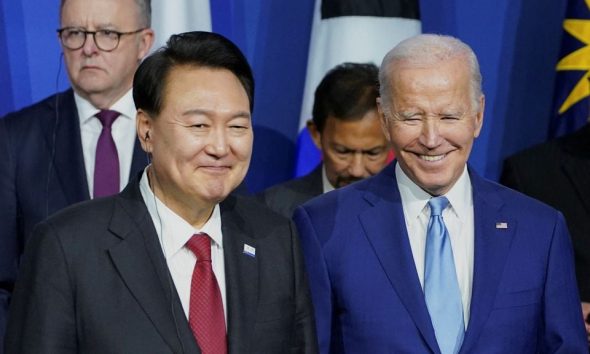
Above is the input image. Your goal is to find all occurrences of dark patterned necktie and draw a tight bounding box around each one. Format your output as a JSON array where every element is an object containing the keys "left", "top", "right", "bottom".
[{"left": 186, "top": 233, "right": 227, "bottom": 354}]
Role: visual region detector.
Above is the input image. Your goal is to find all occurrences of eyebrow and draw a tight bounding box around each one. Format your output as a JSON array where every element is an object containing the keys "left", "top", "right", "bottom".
[
  {"left": 182, "top": 108, "right": 251, "bottom": 119},
  {"left": 332, "top": 143, "right": 387, "bottom": 153}
]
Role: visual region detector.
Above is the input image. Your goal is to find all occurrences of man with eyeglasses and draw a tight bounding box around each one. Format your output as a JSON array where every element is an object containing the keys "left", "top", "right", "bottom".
[{"left": 0, "top": 0, "right": 154, "bottom": 349}]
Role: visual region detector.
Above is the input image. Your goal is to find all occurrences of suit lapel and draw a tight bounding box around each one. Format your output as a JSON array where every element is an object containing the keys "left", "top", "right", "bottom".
[
  {"left": 44, "top": 90, "right": 149, "bottom": 205},
  {"left": 305, "top": 164, "right": 325, "bottom": 197},
  {"left": 107, "top": 177, "right": 199, "bottom": 353},
  {"left": 220, "top": 196, "right": 259, "bottom": 354},
  {"left": 459, "top": 170, "right": 515, "bottom": 353},
  {"left": 359, "top": 165, "right": 440, "bottom": 353},
  {"left": 43, "top": 90, "right": 90, "bottom": 204}
]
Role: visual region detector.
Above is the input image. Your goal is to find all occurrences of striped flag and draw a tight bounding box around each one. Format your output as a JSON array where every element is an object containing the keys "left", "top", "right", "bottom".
[
  {"left": 549, "top": 0, "right": 590, "bottom": 138},
  {"left": 295, "top": 0, "right": 421, "bottom": 176},
  {"left": 151, "top": 0, "right": 212, "bottom": 50}
]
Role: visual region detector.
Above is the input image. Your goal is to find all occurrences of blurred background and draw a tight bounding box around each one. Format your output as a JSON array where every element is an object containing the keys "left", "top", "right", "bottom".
[{"left": 0, "top": 0, "right": 586, "bottom": 192}]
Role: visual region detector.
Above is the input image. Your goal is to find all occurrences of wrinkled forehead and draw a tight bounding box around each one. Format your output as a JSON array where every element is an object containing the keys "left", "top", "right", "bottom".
[
  {"left": 60, "top": 0, "right": 142, "bottom": 26},
  {"left": 390, "top": 58, "right": 476, "bottom": 107}
]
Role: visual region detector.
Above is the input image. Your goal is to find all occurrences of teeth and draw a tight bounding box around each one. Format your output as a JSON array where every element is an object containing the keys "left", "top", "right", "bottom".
[{"left": 420, "top": 154, "right": 445, "bottom": 162}]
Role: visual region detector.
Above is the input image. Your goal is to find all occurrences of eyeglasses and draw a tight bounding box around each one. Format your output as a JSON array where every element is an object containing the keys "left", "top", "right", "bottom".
[{"left": 57, "top": 27, "right": 146, "bottom": 52}]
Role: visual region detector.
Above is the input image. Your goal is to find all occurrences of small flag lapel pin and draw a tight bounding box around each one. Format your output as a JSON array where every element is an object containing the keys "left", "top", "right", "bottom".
[
  {"left": 243, "top": 244, "right": 256, "bottom": 257},
  {"left": 496, "top": 222, "right": 508, "bottom": 229}
]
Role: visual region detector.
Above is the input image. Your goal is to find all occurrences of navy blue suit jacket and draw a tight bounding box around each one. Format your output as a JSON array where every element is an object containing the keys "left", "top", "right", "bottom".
[
  {"left": 0, "top": 89, "right": 147, "bottom": 348},
  {"left": 293, "top": 162, "right": 587, "bottom": 353}
]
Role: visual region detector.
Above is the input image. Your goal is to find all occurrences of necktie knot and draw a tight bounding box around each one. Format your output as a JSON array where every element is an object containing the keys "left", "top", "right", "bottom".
[
  {"left": 429, "top": 196, "right": 449, "bottom": 216},
  {"left": 187, "top": 233, "right": 212, "bottom": 261},
  {"left": 96, "top": 110, "right": 120, "bottom": 129}
]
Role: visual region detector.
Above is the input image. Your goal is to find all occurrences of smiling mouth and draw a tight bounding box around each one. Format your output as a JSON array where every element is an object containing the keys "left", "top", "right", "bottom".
[
  {"left": 419, "top": 154, "right": 446, "bottom": 162},
  {"left": 81, "top": 64, "right": 102, "bottom": 70},
  {"left": 201, "top": 166, "right": 231, "bottom": 174}
]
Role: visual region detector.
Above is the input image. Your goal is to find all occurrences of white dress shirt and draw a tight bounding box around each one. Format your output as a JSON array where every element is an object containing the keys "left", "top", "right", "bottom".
[
  {"left": 139, "top": 168, "right": 227, "bottom": 322},
  {"left": 321, "top": 165, "right": 335, "bottom": 194},
  {"left": 75, "top": 90, "right": 138, "bottom": 196},
  {"left": 396, "top": 163, "right": 474, "bottom": 326}
]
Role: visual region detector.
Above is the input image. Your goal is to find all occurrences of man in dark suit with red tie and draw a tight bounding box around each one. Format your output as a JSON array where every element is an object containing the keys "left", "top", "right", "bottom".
[
  {"left": 5, "top": 31, "right": 318, "bottom": 354},
  {"left": 0, "top": 0, "right": 155, "bottom": 348}
]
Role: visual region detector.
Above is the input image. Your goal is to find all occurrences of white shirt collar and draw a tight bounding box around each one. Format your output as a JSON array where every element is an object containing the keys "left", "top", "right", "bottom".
[
  {"left": 321, "top": 164, "right": 335, "bottom": 194},
  {"left": 139, "top": 167, "right": 223, "bottom": 259},
  {"left": 396, "top": 163, "right": 472, "bottom": 220},
  {"left": 74, "top": 89, "right": 136, "bottom": 124}
]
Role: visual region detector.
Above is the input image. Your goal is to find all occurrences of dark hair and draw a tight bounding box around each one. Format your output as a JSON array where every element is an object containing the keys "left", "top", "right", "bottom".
[
  {"left": 61, "top": 0, "right": 151, "bottom": 27},
  {"left": 312, "top": 62, "right": 380, "bottom": 132},
  {"left": 133, "top": 31, "right": 254, "bottom": 115}
]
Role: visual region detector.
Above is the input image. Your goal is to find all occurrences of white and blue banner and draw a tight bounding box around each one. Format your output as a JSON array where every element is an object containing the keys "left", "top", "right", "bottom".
[{"left": 296, "top": 0, "right": 421, "bottom": 176}]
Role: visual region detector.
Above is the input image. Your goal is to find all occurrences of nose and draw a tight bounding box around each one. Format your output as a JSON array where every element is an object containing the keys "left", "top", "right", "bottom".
[
  {"left": 204, "top": 126, "right": 230, "bottom": 158},
  {"left": 81, "top": 32, "right": 98, "bottom": 56},
  {"left": 348, "top": 152, "right": 368, "bottom": 178},
  {"left": 418, "top": 118, "right": 441, "bottom": 148}
]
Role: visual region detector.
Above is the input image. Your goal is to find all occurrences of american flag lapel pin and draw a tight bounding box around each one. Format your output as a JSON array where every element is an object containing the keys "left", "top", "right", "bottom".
[
  {"left": 496, "top": 222, "right": 508, "bottom": 229},
  {"left": 243, "top": 243, "right": 256, "bottom": 258}
]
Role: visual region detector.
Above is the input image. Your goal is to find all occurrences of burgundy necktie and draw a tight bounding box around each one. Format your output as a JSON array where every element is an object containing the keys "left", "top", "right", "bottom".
[
  {"left": 186, "top": 233, "right": 227, "bottom": 354},
  {"left": 93, "top": 110, "right": 120, "bottom": 198}
]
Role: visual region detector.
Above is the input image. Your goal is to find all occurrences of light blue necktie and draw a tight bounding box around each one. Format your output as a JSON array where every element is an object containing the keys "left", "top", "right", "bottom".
[{"left": 424, "top": 196, "right": 464, "bottom": 354}]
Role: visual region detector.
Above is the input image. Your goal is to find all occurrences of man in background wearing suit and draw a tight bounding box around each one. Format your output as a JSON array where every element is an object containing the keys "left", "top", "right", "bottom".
[
  {"left": 294, "top": 34, "right": 587, "bottom": 353},
  {"left": 0, "top": 0, "right": 154, "bottom": 347},
  {"left": 5, "top": 31, "right": 317, "bottom": 354},
  {"left": 501, "top": 121, "right": 590, "bottom": 341},
  {"left": 258, "top": 63, "right": 390, "bottom": 218}
]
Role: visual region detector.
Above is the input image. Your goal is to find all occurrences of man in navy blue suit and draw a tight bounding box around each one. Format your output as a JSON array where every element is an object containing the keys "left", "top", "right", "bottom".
[
  {"left": 294, "top": 34, "right": 587, "bottom": 353},
  {"left": 0, "top": 0, "right": 154, "bottom": 348}
]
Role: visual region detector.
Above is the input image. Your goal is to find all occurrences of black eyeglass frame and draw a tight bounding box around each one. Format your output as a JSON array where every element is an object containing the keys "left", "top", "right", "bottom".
[{"left": 57, "top": 27, "right": 146, "bottom": 52}]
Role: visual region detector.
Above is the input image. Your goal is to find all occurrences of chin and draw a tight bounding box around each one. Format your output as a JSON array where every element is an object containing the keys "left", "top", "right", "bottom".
[
  {"left": 201, "top": 184, "right": 233, "bottom": 202},
  {"left": 421, "top": 179, "right": 453, "bottom": 195}
]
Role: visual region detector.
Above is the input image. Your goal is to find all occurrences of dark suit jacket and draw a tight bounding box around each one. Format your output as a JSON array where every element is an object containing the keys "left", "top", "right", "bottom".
[
  {"left": 501, "top": 123, "right": 590, "bottom": 302},
  {"left": 0, "top": 89, "right": 147, "bottom": 349},
  {"left": 294, "top": 162, "right": 586, "bottom": 353},
  {"left": 258, "top": 165, "right": 323, "bottom": 218},
  {"left": 5, "top": 173, "right": 318, "bottom": 353}
]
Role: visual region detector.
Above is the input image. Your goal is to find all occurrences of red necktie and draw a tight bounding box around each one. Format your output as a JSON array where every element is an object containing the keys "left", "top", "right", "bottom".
[
  {"left": 186, "top": 233, "right": 227, "bottom": 354},
  {"left": 93, "top": 110, "right": 120, "bottom": 198}
]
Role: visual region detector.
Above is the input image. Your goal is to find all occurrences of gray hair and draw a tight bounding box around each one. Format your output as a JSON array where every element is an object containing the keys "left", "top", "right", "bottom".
[
  {"left": 379, "top": 34, "right": 482, "bottom": 111},
  {"left": 60, "top": 0, "right": 151, "bottom": 27}
]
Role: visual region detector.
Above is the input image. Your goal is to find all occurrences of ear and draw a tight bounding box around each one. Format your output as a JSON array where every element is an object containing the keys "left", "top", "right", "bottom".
[
  {"left": 306, "top": 119, "right": 322, "bottom": 150},
  {"left": 473, "top": 94, "right": 485, "bottom": 138},
  {"left": 376, "top": 97, "right": 392, "bottom": 142},
  {"left": 137, "top": 28, "right": 155, "bottom": 61},
  {"left": 136, "top": 109, "right": 153, "bottom": 153}
]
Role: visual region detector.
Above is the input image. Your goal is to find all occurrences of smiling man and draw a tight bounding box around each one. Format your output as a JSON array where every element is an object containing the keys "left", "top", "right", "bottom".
[
  {"left": 5, "top": 32, "right": 317, "bottom": 354},
  {"left": 293, "top": 34, "right": 587, "bottom": 353},
  {"left": 258, "top": 63, "right": 389, "bottom": 218}
]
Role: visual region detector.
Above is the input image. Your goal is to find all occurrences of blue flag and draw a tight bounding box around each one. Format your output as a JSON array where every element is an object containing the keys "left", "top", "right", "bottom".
[{"left": 550, "top": 0, "right": 590, "bottom": 138}]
